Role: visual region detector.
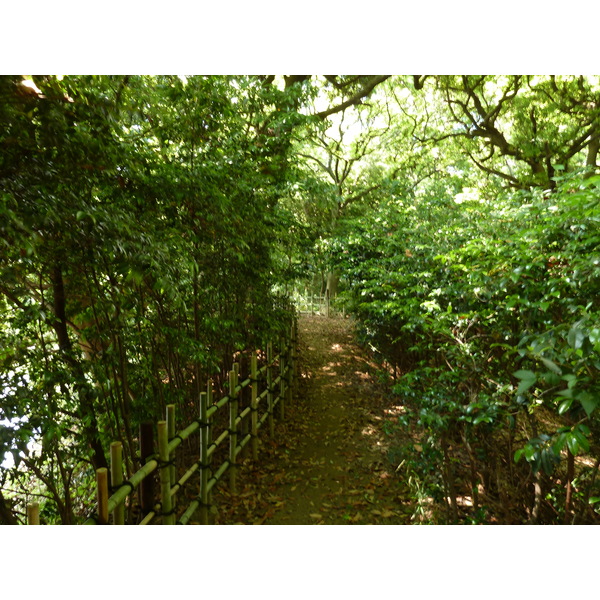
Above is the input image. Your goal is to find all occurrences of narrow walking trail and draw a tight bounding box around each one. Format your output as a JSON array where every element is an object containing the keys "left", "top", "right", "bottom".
[{"left": 212, "top": 315, "right": 414, "bottom": 524}]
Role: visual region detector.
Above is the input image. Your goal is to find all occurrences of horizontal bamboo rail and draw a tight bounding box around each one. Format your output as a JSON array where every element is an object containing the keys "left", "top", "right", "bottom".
[{"left": 75, "top": 315, "right": 298, "bottom": 525}]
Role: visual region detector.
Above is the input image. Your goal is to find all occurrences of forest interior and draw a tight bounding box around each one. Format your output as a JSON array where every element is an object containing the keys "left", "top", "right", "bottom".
[{"left": 2, "top": 72, "right": 600, "bottom": 537}]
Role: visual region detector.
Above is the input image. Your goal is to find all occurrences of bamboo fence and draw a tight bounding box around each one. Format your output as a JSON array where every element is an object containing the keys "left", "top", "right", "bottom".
[
  {"left": 33, "top": 317, "right": 298, "bottom": 525},
  {"left": 293, "top": 292, "right": 344, "bottom": 317}
]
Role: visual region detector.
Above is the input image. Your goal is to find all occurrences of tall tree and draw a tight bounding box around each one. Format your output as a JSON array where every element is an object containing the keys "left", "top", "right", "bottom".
[{"left": 413, "top": 75, "right": 600, "bottom": 189}]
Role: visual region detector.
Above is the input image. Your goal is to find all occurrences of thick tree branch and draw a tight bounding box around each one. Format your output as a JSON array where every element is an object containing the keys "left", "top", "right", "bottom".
[
  {"left": 51, "top": 265, "right": 73, "bottom": 353},
  {"left": 0, "top": 490, "right": 18, "bottom": 525},
  {"left": 467, "top": 151, "right": 526, "bottom": 188},
  {"left": 341, "top": 183, "right": 385, "bottom": 209},
  {"left": 341, "top": 166, "right": 402, "bottom": 209},
  {"left": 413, "top": 76, "right": 430, "bottom": 90},
  {"left": 296, "top": 152, "right": 336, "bottom": 180},
  {"left": 315, "top": 76, "right": 390, "bottom": 119},
  {"left": 284, "top": 75, "right": 310, "bottom": 88},
  {"left": 485, "top": 77, "right": 522, "bottom": 125},
  {"left": 324, "top": 76, "right": 367, "bottom": 90},
  {"left": 561, "top": 122, "right": 598, "bottom": 163},
  {"left": 586, "top": 127, "right": 600, "bottom": 171}
]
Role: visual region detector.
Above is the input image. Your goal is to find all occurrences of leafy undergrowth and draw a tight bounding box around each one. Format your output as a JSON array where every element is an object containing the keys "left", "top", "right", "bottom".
[{"left": 209, "top": 314, "right": 416, "bottom": 525}]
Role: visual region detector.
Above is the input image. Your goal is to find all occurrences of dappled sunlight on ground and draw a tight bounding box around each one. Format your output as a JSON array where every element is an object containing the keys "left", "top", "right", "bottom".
[
  {"left": 361, "top": 423, "right": 379, "bottom": 437},
  {"left": 209, "top": 314, "right": 416, "bottom": 525},
  {"left": 321, "top": 361, "right": 342, "bottom": 371},
  {"left": 454, "top": 495, "right": 474, "bottom": 508},
  {"left": 354, "top": 370, "right": 372, "bottom": 381},
  {"left": 576, "top": 456, "right": 596, "bottom": 468},
  {"left": 384, "top": 405, "right": 407, "bottom": 417}
]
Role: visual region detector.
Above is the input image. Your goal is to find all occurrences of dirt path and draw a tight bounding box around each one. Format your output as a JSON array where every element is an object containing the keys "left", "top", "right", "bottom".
[{"left": 212, "top": 315, "right": 414, "bottom": 524}]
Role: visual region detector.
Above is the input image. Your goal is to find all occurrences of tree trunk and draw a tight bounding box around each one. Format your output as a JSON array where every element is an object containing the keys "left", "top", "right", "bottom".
[
  {"left": 529, "top": 471, "right": 543, "bottom": 524},
  {"left": 51, "top": 265, "right": 108, "bottom": 471},
  {"left": 441, "top": 434, "right": 459, "bottom": 522},
  {"left": 326, "top": 270, "right": 339, "bottom": 300},
  {"left": 0, "top": 490, "right": 18, "bottom": 525},
  {"left": 586, "top": 126, "right": 599, "bottom": 174},
  {"left": 564, "top": 448, "right": 575, "bottom": 524}
]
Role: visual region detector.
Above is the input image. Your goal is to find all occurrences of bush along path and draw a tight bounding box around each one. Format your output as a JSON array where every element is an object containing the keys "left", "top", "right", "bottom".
[{"left": 211, "top": 314, "right": 415, "bottom": 524}]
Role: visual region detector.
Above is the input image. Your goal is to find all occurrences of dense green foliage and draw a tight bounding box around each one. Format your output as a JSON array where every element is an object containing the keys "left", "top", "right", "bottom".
[
  {"left": 309, "top": 76, "right": 600, "bottom": 523},
  {"left": 330, "top": 173, "right": 600, "bottom": 522},
  {"left": 1, "top": 74, "right": 599, "bottom": 524},
  {"left": 0, "top": 75, "right": 308, "bottom": 522}
]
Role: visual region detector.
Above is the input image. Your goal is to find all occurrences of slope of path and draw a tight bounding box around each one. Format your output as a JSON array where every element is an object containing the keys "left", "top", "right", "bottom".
[{"left": 212, "top": 315, "right": 414, "bottom": 525}]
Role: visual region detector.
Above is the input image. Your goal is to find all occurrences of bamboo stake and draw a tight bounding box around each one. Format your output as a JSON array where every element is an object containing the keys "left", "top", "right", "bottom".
[
  {"left": 229, "top": 366, "right": 238, "bottom": 495},
  {"left": 293, "top": 318, "right": 298, "bottom": 386},
  {"left": 267, "top": 342, "right": 274, "bottom": 438},
  {"left": 206, "top": 378, "right": 213, "bottom": 513},
  {"left": 251, "top": 351, "right": 258, "bottom": 461},
  {"left": 199, "top": 390, "right": 209, "bottom": 525},
  {"left": 96, "top": 467, "right": 109, "bottom": 525},
  {"left": 27, "top": 502, "right": 40, "bottom": 525},
  {"left": 110, "top": 441, "right": 125, "bottom": 525},
  {"left": 279, "top": 338, "right": 286, "bottom": 421},
  {"left": 158, "top": 420, "right": 175, "bottom": 524},
  {"left": 167, "top": 404, "right": 177, "bottom": 487},
  {"left": 139, "top": 422, "right": 154, "bottom": 517},
  {"left": 287, "top": 324, "right": 294, "bottom": 405},
  {"left": 235, "top": 360, "right": 247, "bottom": 459},
  {"left": 82, "top": 457, "right": 160, "bottom": 524},
  {"left": 167, "top": 404, "right": 177, "bottom": 523}
]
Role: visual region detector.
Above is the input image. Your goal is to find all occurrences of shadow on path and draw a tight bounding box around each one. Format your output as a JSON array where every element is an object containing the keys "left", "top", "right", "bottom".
[{"left": 213, "top": 315, "right": 414, "bottom": 524}]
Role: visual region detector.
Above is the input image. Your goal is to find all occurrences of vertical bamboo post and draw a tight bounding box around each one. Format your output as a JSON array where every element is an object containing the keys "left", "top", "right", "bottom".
[
  {"left": 251, "top": 351, "right": 258, "bottom": 461},
  {"left": 166, "top": 404, "right": 176, "bottom": 493},
  {"left": 279, "top": 337, "right": 286, "bottom": 421},
  {"left": 267, "top": 342, "right": 274, "bottom": 438},
  {"left": 206, "top": 378, "right": 214, "bottom": 515},
  {"left": 235, "top": 361, "right": 247, "bottom": 457},
  {"left": 292, "top": 317, "right": 299, "bottom": 389},
  {"left": 229, "top": 366, "right": 238, "bottom": 495},
  {"left": 166, "top": 404, "right": 177, "bottom": 518},
  {"left": 96, "top": 467, "right": 109, "bottom": 525},
  {"left": 27, "top": 502, "right": 40, "bottom": 525},
  {"left": 158, "top": 420, "right": 175, "bottom": 524},
  {"left": 139, "top": 422, "right": 154, "bottom": 517},
  {"left": 287, "top": 323, "right": 294, "bottom": 404},
  {"left": 110, "top": 441, "right": 125, "bottom": 525},
  {"left": 199, "top": 390, "right": 209, "bottom": 525}
]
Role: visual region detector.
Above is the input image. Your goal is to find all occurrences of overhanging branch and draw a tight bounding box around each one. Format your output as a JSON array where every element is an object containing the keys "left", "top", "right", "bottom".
[{"left": 315, "top": 76, "right": 391, "bottom": 120}]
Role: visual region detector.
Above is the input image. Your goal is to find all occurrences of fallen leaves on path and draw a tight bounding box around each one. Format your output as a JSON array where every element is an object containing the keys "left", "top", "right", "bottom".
[{"left": 211, "top": 315, "right": 415, "bottom": 525}]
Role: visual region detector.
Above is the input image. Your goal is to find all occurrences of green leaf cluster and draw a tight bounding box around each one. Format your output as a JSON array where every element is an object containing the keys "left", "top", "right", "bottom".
[
  {"left": 329, "top": 170, "right": 600, "bottom": 522},
  {"left": 0, "top": 75, "right": 304, "bottom": 522}
]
